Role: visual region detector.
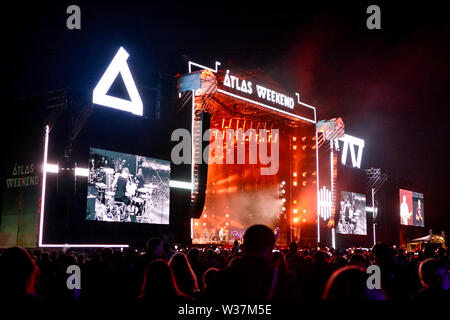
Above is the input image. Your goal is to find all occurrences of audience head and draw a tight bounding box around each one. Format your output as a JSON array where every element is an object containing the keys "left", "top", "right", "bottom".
[
  {"left": 0, "top": 247, "right": 39, "bottom": 299},
  {"left": 418, "top": 258, "right": 449, "bottom": 290},
  {"left": 288, "top": 241, "right": 298, "bottom": 254},
  {"left": 139, "top": 259, "right": 181, "bottom": 299},
  {"left": 100, "top": 247, "right": 114, "bottom": 263},
  {"left": 349, "top": 253, "right": 368, "bottom": 269},
  {"left": 146, "top": 237, "right": 163, "bottom": 258},
  {"left": 323, "top": 266, "right": 375, "bottom": 300},
  {"left": 169, "top": 252, "right": 198, "bottom": 295},
  {"left": 423, "top": 244, "right": 435, "bottom": 259},
  {"left": 187, "top": 248, "right": 200, "bottom": 263},
  {"left": 202, "top": 267, "right": 219, "bottom": 290},
  {"left": 243, "top": 224, "right": 275, "bottom": 258},
  {"left": 313, "top": 250, "right": 327, "bottom": 264},
  {"left": 372, "top": 242, "right": 391, "bottom": 265}
]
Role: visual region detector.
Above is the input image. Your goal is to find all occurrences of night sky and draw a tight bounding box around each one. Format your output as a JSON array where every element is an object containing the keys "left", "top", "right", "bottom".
[{"left": 3, "top": 1, "right": 450, "bottom": 232}]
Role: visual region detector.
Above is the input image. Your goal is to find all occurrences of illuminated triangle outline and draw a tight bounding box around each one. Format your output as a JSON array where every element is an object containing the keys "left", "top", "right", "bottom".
[{"left": 93, "top": 47, "right": 143, "bottom": 116}]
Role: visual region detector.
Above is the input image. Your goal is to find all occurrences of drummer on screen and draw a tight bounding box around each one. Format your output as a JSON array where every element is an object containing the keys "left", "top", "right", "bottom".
[{"left": 111, "top": 167, "right": 132, "bottom": 206}]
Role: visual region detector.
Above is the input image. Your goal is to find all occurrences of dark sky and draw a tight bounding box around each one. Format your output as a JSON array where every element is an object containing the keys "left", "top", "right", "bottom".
[{"left": 3, "top": 1, "right": 450, "bottom": 231}]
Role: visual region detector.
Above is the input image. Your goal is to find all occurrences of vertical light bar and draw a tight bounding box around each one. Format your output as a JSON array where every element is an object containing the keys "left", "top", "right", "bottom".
[
  {"left": 191, "top": 90, "right": 195, "bottom": 196},
  {"left": 190, "top": 218, "right": 194, "bottom": 240},
  {"left": 372, "top": 188, "right": 376, "bottom": 245},
  {"left": 315, "top": 130, "right": 320, "bottom": 246},
  {"left": 332, "top": 227, "right": 336, "bottom": 249},
  {"left": 39, "top": 125, "right": 50, "bottom": 247},
  {"left": 330, "top": 142, "right": 334, "bottom": 248}
]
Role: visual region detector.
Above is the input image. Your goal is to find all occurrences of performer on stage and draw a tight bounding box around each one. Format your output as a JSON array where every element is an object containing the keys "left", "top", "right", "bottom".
[
  {"left": 400, "top": 194, "right": 412, "bottom": 225},
  {"left": 415, "top": 199, "right": 424, "bottom": 226}
]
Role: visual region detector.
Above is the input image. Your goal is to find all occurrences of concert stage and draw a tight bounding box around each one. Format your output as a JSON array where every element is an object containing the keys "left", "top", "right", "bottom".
[{"left": 180, "top": 64, "right": 318, "bottom": 246}]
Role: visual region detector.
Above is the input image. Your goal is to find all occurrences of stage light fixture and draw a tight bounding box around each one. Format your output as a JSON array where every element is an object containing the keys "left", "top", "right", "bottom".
[
  {"left": 293, "top": 209, "right": 298, "bottom": 214},
  {"left": 75, "top": 167, "right": 89, "bottom": 177},
  {"left": 203, "top": 214, "right": 207, "bottom": 218},
  {"left": 293, "top": 217, "right": 299, "bottom": 223},
  {"left": 303, "top": 209, "right": 307, "bottom": 213},
  {"left": 293, "top": 145, "right": 297, "bottom": 150},
  {"left": 203, "top": 222, "right": 207, "bottom": 226},
  {"left": 293, "top": 172, "right": 297, "bottom": 177},
  {"left": 194, "top": 221, "right": 199, "bottom": 226},
  {"left": 293, "top": 181, "right": 297, "bottom": 186},
  {"left": 292, "top": 137, "right": 297, "bottom": 141},
  {"left": 293, "top": 200, "right": 297, "bottom": 205},
  {"left": 226, "top": 214, "right": 229, "bottom": 218},
  {"left": 302, "top": 218, "right": 306, "bottom": 223},
  {"left": 44, "top": 163, "right": 59, "bottom": 173}
]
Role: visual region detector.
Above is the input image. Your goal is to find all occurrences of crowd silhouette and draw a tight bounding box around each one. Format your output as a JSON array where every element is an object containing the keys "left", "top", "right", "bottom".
[{"left": 1, "top": 225, "right": 448, "bottom": 305}]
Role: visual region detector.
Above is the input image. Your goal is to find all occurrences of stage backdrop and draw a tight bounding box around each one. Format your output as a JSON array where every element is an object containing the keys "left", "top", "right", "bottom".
[{"left": 0, "top": 161, "right": 41, "bottom": 248}]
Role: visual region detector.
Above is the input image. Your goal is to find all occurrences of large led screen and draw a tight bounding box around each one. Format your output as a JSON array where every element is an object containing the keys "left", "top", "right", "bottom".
[
  {"left": 399, "top": 189, "right": 424, "bottom": 227},
  {"left": 86, "top": 147, "right": 170, "bottom": 224},
  {"left": 336, "top": 191, "right": 367, "bottom": 235}
]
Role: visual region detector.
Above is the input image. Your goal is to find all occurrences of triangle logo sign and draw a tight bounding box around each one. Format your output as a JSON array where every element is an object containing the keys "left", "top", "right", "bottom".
[{"left": 93, "top": 47, "right": 143, "bottom": 116}]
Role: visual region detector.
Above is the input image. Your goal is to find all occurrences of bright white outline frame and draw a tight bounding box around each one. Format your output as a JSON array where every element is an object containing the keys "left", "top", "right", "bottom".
[{"left": 93, "top": 47, "right": 143, "bottom": 116}]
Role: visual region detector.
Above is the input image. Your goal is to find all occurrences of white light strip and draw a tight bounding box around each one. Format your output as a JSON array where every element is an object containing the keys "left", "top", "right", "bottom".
[
  {"left": 75, "top": 167, "right": 89, "bottom": 177},
  {"left": 39, "top": 126, "right": 50, "bottom": 247},
  {"left": 332, "top": 227, "right": 336, "bottom": 249},
  {"left": 338, "top": 134, "right": 365, "bottom": 146},
  {"left": 170, "top": 180, "right": 193, "bottom": 190},
  {"left": 39, "top": 244, "right": 129, "bottom": 248},
  {"left": 330, "top": 144, "right": 334, "bottom": 248},
  {"left": 217, "top": 89, "right": 316, "bottom": 124},
  {"left": 39, "top": 125, "right": 129, "bottom": 248},
  {"left": 190, "top": 218, "right": 194, "bottom": 240},
  {"left": 44, "top": 163, "right": 59, "bottom": 173},
  {"left": 316, "top": 130, "right": 320, "bottom": 245},
  {"left": 188, "top": 61, "right": 221, "bottom": 73},
  {"left": 372, "top": 188, "right": 376, "bottom": 245},
  {"left": 191, "top": 91, "right": 195, "bottom": 189},
  {"left": 365, "top": 207, "right": 374, "bottom": 213}
]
